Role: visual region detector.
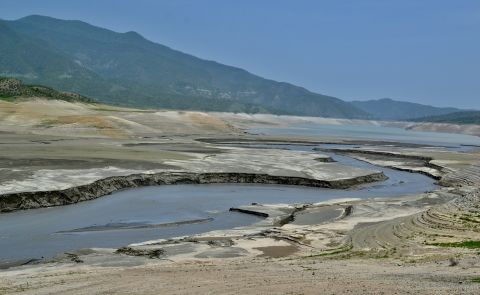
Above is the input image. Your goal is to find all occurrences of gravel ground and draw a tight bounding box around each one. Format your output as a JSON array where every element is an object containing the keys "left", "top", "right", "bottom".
[{"left": 1, "top": 256, "right": 480, "bottom": 294}]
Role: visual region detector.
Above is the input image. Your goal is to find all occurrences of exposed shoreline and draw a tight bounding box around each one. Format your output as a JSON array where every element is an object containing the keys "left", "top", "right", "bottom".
[
  {"left": 0, "top": 170, "right": 387, "bottom": 213},
  {"left": 314, "top": 147, "right": 445, "bottom": 179},
  {"left": 2, "top": 100, "right": 480, "bottom": 294}
]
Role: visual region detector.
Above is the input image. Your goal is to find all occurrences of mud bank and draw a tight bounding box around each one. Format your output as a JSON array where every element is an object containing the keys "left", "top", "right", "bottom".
[
  {"left": 316, "top": 148, "right": 445, "bottom": 179},
  {"left": 0, "top": 171, "right": 387, "bottom": 213},
  {"left": 230, "top": 203, "right": 306, "bottom": 226}
]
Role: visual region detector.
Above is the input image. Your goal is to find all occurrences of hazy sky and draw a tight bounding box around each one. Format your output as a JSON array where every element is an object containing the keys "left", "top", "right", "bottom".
[{"left": 1, "top": 0, "right": 479, "bottom": 108}]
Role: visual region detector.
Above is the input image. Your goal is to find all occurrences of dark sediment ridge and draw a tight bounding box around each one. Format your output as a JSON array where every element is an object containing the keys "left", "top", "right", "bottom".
[
  {"left": 0, "top": 171, "right": 387, "bottom": 213},
  {"left": 57, "top": 218, "right": 215, "bottom": 233},
  {"left": 315, "top": 148, "right": 445, "bottom": 180},
  {"left": 195, "top": 137, "right": 431, "bottom": 148},
  {"left": 229, "top": 208, "right": 269, "bottom": 218}
]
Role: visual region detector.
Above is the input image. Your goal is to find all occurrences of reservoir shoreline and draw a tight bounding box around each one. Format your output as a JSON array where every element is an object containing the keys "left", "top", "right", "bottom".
[{"left": 0, "top": 170, "right": 387, "bottom": 213}]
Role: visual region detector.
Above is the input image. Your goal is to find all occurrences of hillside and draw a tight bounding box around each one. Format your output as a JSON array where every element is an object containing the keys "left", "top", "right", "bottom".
[
  {"left": 413, "top": 111, "right": 480, "bottom": 125},
  {"left": 0, "top": 77, "right": 94, "bottom": 103},
  {"left": 0, "top": 15, "right": 369, "bottom": 118},
  {"left": 351, "top": 98, "right": 461, "bottom": 121}
]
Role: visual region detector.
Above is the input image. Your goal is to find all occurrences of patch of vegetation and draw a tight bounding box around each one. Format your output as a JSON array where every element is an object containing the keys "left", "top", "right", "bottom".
[
  {"left": 471, "top": 277, "right": 480, "bottom": 283},
  {"left": 0, "top": 77, "right": 94, "bottom": 103},
  {"left": 428, "top": 241, "right": 480, "bottom": 249},
  {"left": 459, "top": 216, "right": 480, "bottom": 224},
  {"left": 0, "top": 94, "right": 16, "bottom": 102}
]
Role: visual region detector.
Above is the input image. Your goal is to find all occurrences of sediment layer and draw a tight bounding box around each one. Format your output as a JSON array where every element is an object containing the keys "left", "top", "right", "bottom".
[
  {"left": 0, "top": 171, "right": 387, "bottom": 213},
  {"left": 347, "top": 188, "right": 480, "bottom": 258},
  {"left": 440, "top": 162, "right": 480, "bottom": 186},
  {"left": 315, "top": 148, "right": 445, "bottom": 179}
]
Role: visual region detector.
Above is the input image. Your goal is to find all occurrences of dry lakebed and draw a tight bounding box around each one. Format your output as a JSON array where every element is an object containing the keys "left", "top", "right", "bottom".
[{"left": 1, "top": 100, "right": 480, "bottom": 294}]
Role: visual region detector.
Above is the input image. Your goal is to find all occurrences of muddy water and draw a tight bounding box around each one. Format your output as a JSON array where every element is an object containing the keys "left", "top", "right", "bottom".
[{"left": 0, "top": 147, "right": 437, "bottom": 265}]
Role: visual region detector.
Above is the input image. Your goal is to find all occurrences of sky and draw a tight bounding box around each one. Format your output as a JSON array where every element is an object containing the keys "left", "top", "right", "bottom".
[{"left": 1, "top": 0, "right": 479, "bottom": 109}]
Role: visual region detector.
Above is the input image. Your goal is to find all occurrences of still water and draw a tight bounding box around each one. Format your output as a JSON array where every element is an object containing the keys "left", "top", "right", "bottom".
[
  {"left": 251, "top": 123, "right": 480, "bottom": 150},
  {"left": 0, "top": 147, "right": 436, "bottom": 263}
]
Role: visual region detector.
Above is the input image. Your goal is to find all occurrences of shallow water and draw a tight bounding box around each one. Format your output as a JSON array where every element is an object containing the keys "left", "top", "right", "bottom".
[
  {"left": 0, "top": 146, "right": 437, "bottom": 263},
  {"left": 3, "top": 123, "right": 474, "bottom": 264},
  {"left": 250, "top": 123, "right": 480, "bottom": 150}
]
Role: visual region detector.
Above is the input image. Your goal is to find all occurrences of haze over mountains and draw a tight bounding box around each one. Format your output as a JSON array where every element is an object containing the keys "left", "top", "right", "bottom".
[
  {"left": 0, "top": 15, "right": 368, "bottom": 118},
  {"left": 0, "top": 15, "right": 473, "bottom": 121},
  {"left": 351, "top": 98, "right": 462, "bottom": 121},
  {"left": 412, "top": 111, "right": 480, "bottom": 125}
]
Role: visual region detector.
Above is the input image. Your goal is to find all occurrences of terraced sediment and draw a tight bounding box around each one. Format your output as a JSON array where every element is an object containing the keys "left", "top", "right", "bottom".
[
  {"left": 304, "top": 160, "right": 480, "bottom": 259},
  {"left": 347, "top": 189, "right": 480, "bottom": 258},
  {"left": 440, "top": 162, "right": 480, "bottom": 186}
]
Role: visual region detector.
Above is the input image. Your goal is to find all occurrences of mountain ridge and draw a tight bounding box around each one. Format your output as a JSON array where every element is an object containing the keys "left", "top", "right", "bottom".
[
  {"left": 0, "top": 15, "right": 369, "bottom": 118},
  {"left": 351, "top": 98, "right": 463, "bottom": 121},
  {"left": 2, "top": 15, "right": 471, "bottom": 120},
  {"left": 412, "top": 111, "right": 480, "bottom": 125}
]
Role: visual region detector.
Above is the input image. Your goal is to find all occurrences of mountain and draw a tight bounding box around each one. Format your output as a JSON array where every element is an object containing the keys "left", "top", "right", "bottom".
[
  {"left": 0, "top": 77, "right": 94, "bottom": 102},
  {"left": 413, "top": 111, "right": 480, "bottom": 125},
  {"left": 0, "top": 15, "right": 369, "bottom": 118},
  {"left": 351, "top": 98, "right": 461, "bottom": 121},
  {"left": 0, "top": 20, "right": 119, "bottom": 97}
]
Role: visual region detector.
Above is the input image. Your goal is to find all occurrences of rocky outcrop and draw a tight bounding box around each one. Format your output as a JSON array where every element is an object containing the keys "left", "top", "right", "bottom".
[
  {"left": 116, "top": 247, "right": 165, "bottom": 259},
  {"left": 0, "top": 171, "right": 387, "bottom": 213}
]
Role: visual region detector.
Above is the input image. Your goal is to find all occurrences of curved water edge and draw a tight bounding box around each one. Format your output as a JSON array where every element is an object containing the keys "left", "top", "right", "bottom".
[
  {"left": 0, "top": 145, "right": 438, "bottom": 265},
  {"left": 0, "top": 171, "right": 387, "bottom": 213}
]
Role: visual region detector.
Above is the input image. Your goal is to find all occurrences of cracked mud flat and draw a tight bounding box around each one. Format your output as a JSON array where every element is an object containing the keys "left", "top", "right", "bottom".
[{"left": 1, "top": 100, "right": 480, "bottom": 294}]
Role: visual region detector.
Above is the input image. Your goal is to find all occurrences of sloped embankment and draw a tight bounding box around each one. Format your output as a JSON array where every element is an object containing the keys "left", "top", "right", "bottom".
[
  {"left": 0, "top": 171, "right": 386, "bottom": 213},
  {"left": 345, "top": 161, "right": 480, "bottom": 258}
]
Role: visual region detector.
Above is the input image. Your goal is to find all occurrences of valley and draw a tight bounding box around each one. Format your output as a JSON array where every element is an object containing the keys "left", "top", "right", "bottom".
[{"left": 0, "top": 1, "right": 479, "bottom": 293}]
